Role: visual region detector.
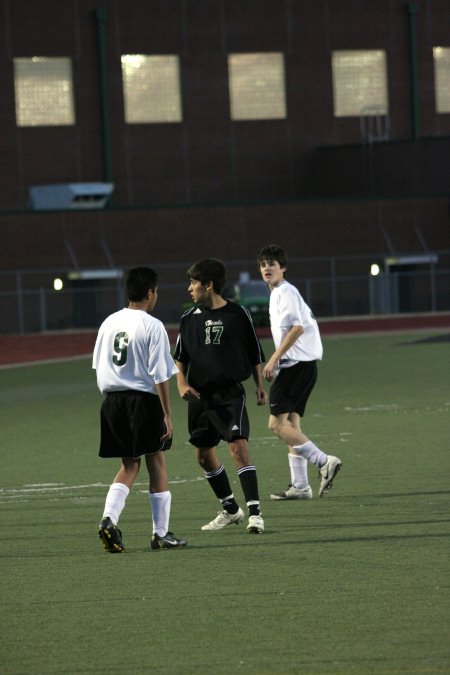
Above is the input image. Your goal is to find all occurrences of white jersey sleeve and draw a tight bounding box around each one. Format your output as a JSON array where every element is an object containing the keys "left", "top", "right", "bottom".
[
  {"left": 92, "top": 308, "right": 178, "bottom": 394},
  {"left": 146, "top": 319, "right": 178, "bottom": 385},
  {"left": 269, "top": 281, "right": 323, "bottom": 363}
]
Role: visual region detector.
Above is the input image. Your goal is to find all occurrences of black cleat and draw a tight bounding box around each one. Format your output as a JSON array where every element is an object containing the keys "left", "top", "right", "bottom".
[
  {"left": 151, "top": 531, "right": 187, "bottom": 550},
  {"left": 98, "top": 516, "right": 125, "bottom": 553}
]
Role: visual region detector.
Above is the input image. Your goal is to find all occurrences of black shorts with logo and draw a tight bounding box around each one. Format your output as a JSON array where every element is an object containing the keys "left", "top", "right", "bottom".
[
  {"left": 99, "top": 390, "right": 168, "bottom": 459},
  {"left": 269, "top": 361, "right": 318, "bottom": 417},
  {"left": 187, "top": 382, "right": 249, "bottom": 448}
]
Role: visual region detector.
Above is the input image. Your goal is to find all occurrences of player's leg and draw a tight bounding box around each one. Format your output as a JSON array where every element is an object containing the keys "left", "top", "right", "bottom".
[
  {"left": 98, "top": 457, "right": 140, "bottom": 553},
  {"left": 293, "top": 365, "right": 342, "bottom": 495},
  {"left": 145, "top": 451, "right": 187, "bottom": 550},
  {"left": 146, "top": 450, "right": 170, "bottom": 536},
  {"left": 112, "top": 456, "right": 141, "bottom": 487},
  {"left": 269, "top": 411, "right": 341, "bottom": 496},
  {"left": 268, "top": 410, "right": 309, "bottom": 446},
  {"left": 228, "top": 438, "right": 264, "bottom": 534},
  {"left": 198, "top": 445, "right": 244, "bottom": 530},
  {"left": 188, "top": 395, "right": 243, "bottom": 530},
  {"left": 201, "top": 393, "right": 263, "bottom": 532},
  {"left": 98, "top": 392, "right": 136, "bottom": 551},
  {"left": 270, "top": 412, "right": 312, "bottom": 500},
  {"left": 269, "top": 362, "right": 342, "bottom": 497},
  {"left": 267, "top": 363, "right": 311, "bottom": 446}
]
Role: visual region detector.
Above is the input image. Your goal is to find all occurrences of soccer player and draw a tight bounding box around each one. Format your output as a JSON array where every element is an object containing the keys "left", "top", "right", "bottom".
[
  {"left": 174, "top": 258, "right": 267, "bottom": 534},
  {"left": 93, "top": 266, "right": 187, "bottom": 552},
  {"left": 257, "top": 244, "right": 342, "bottom": 499}
]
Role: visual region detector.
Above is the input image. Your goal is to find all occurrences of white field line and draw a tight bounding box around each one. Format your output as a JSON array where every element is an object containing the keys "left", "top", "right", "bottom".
[
  {"left": 0, "top": 354, "right": 91, "bottom": 370},
  {"left": 0, "top": 477, "right": 204, "bottom": 501},
  {"left": 0, "top": 432, "right": 354, "bottom": 502},
  {"left": 344, "top": 404, "right": 400, "bottom": 412}
]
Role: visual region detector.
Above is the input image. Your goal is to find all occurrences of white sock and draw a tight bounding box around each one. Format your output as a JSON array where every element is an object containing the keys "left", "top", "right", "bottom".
[
  {"left": 149, "top": 491, "right": 171, "bottom": 537},
  {"left": 102, "top": 483, "right": 130, "bottom": 525},
  {"left": 288, "top": 453, "right": 309, "bottom": 489},
  {"left": 293, "top": 441, "right": 327, "bottom": 468}
]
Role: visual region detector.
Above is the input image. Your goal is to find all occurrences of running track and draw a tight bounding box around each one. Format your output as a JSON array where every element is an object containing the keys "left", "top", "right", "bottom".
[{"left": 1, "top": 313, "right": 449, "bottom": 367}]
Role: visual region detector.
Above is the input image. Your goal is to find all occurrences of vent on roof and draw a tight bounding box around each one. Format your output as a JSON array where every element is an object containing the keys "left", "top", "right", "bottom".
[{"left": 29, "top": 183, "right": 114, "bottom": 210}]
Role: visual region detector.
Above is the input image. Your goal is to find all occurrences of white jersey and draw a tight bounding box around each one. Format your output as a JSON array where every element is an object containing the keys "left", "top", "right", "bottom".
[
  {"left": 92, "top": 308, "right": 178, "bottom": 395},
  {"left": 269, "top": 280, "right": 323, "bottom": 364}
]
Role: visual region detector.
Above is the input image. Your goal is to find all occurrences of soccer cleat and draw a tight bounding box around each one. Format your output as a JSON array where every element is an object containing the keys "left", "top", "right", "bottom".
[
  {"left": 270, "top": 484, "right": 313, "bottom": 500},
  {"left": 151, "top": 532, "right": 187, "bottom": 550},
  {"left": 201, "top": 507, "right": 245, "bottom": 530},
  {"left": 98, "top": 516, "right": 125, "bottom": 553},
  {"left": 318, "top": 455, "right": 342, "bottom": 497},
  {"left": 247, "top": 514, "right": 264, "bottom": 534}
]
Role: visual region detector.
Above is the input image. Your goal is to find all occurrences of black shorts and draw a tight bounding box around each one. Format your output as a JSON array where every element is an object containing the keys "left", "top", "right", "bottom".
[
  {"left": 269, "top": 361, "right": 318, "bottom": 417},
  {"left": 187, "top": 382, "right": 249, "bottom": 448},
  {"left": 99, "top": 390, "right": 168, "bottom": 459}
]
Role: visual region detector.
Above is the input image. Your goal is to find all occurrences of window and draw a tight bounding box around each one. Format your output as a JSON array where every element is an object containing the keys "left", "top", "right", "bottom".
[
  {"left": 14, "top": 57, "right": 75, "bottom": 127},
  {"left": 433, "top": 47, "right": 450, "bottom": 113},
  {"left": 228, "top": 52, "right": 286, "bottom": 120},
  {"left": 332, "top": 50, "right": 388, "bottom": 117},
  {"left": 121, "top": 54, "right": 182, "bottom": 123}
]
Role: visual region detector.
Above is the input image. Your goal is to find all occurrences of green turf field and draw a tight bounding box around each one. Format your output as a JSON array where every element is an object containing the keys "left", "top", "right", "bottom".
[{"left": 1, "top": 333, "right": 449, "bottom": 674}]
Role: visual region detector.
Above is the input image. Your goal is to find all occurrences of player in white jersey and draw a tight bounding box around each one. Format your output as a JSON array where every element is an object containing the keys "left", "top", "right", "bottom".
[
  {"left": 257, "top": 245, "right": 342, "bottom": 499},
  {"left": 93, "top": 267, "right": 187, "bottom": 552}
]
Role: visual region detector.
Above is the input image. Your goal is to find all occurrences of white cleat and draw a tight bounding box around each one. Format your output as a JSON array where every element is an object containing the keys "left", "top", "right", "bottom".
[
  {"left": 201, "top": 507, "right": 245, "bottom": 530},
  {"left": 270, "top": 484, "right": 313, "bottom": 500},
  {"left": 247, "top": 514, "right": 265, "bottom": 534},
  {"left": 318, "top": 455, "right": 342, "bottom": 497}
]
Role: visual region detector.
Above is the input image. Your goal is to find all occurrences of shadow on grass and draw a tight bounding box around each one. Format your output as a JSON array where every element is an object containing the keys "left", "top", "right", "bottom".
[
  {"left": 329, "top": 489, "right": 450, "bottom": 499},
  {"left": 399, "top": 333, "right": 450, "bottom": 345},
  {"left": 3, "top": 528, "right": 449, "bottom": 558}
]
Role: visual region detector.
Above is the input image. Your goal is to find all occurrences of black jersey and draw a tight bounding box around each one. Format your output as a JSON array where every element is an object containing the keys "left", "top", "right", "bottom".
[{"left": 174, "top": 301, "right": 265, "bottom": 391}]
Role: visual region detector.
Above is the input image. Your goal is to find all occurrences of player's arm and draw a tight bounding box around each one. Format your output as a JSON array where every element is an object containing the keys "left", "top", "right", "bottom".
[
  {"left": 155, "top": 379, "right": 173, "bottom": 440},
  {"left": 263, "top": 325, "right": 304, "bottom": 381},
  {"left": 175, "top": 360, "right": 200, "bottom": 401},
  {"left": 252, "top": 363, "right": 268, "bottom": 406}
]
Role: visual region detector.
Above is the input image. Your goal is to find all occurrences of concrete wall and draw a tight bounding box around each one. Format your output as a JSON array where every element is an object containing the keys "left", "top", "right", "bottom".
[{"left": 1, "top": 196, "right": 448, "bottom": 271}]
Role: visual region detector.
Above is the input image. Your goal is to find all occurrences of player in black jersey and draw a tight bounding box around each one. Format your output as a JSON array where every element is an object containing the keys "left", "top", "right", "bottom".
[{"left": 174, "top": 258, "right": 267, "bottom": 533}]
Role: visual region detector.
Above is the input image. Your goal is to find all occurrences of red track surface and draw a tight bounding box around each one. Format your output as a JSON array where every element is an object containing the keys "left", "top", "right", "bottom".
[{"left": 1, "top": 313, "right": 449, "bottom": 366}]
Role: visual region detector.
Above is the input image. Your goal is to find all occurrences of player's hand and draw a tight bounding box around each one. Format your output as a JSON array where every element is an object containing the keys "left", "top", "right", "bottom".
[
  {"left": 179, "top": 384, "right": 200, "bottom": 401},
  {"left": 263, "top": 357, "right": 278, "bottom": 382},
  {"left": 161, "top": 414, "right": 173, "bottom": 440},
  {"left": 255, "top": 387, "right": 267, "bottom": 406}
]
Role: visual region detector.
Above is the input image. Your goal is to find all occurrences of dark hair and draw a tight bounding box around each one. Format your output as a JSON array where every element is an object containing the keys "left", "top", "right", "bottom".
[
  {"left": 187, "top": 258, "right": 226, "bottom": 294},
  {"left": 125, "top": 266, "right": 158, "bottom": 301},
  {"left": 257, "top": 244, "right": 287, "bottom": 268}
]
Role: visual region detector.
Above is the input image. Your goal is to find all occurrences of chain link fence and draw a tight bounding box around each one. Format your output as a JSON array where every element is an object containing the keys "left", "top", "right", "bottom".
[{"left": 1, "top": 252, "right": 449, "bottom": 334}]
